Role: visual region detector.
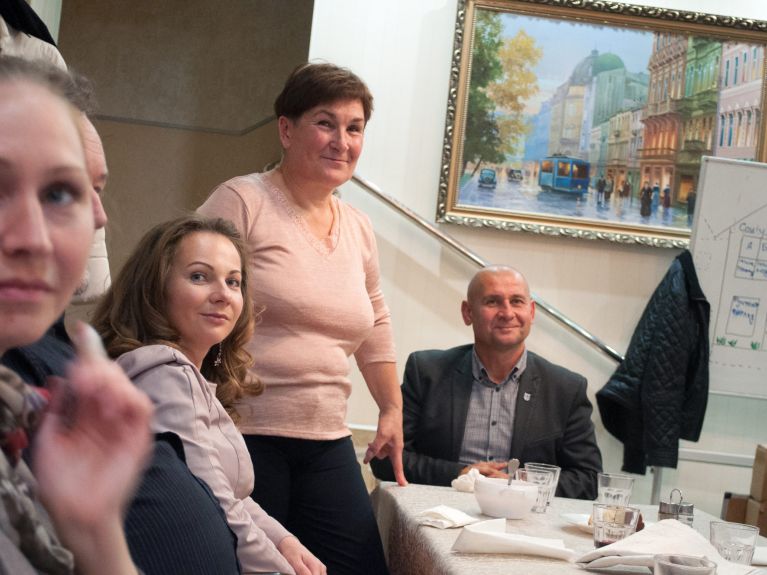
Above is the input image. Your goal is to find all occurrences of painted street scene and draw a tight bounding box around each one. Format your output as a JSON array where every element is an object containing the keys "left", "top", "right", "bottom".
[{"left": 456, "top": 9, "right": 764, "bottom": 232}]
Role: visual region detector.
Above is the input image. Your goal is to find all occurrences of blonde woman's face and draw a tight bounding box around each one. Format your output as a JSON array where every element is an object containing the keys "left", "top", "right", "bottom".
[{"left": 0, "top": 81, "right": 94, "bottom": 353}]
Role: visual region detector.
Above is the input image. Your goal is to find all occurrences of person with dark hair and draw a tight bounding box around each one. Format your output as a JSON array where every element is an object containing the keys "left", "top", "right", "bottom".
[
  {"left": 596, "top": 174, "right": 606, "bottom": 204},
  {"left": 198, "top": 61, "right": 405, "bottom": 575},
  {"left": 640, "top": 180, "right": 653, "bottom": 218},
  {"left": 93, "top": 215, "right": 324, "bottom": 575},
  {"left": 686, "top": 188, "right": 697, "bottom": 225},
  {"left": 0, "top": 54, "right": 151, "bottom": 575}
]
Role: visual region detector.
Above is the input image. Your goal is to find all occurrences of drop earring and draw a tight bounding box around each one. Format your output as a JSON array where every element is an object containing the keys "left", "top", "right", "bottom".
[{"left": 214, "top": 343, "right": 223, "bottom": 367}]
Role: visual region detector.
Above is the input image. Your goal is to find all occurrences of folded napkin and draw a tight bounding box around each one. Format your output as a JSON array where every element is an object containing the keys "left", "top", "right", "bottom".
[
  {"left": 415, "top": 505, "right": 480, "bottom": 529},
  {"left": 451, "top": 468, "right": 481, "bottom": 492},
  {"left": 576, "top": 519, "right": 761, "bottom": 575},
  {"left": 753, "top": 546, "right": 767, "bottom": 566},
  {"left": 452, "top": 518, "right": 578, "bottom": 561}
]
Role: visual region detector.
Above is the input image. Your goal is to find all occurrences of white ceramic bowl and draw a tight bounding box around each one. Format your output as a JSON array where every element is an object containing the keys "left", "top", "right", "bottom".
[{"left": 473, "top": 477, "right": 539, "bottom": 519}]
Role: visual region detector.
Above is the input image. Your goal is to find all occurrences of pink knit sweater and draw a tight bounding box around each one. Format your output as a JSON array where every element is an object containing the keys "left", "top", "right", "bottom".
[{"left": 198, "top": 170, "right": 395, "bottom": 439}]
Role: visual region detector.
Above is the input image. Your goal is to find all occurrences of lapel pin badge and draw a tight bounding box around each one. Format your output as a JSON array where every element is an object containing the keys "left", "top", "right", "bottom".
[{"left": 523, "top": 392, "right": 531, "bottom": 402}]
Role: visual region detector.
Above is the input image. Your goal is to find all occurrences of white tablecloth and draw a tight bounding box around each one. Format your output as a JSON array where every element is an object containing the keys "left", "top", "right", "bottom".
[{"left": 371, "top": 482, "right": 767, "bottom": 575}]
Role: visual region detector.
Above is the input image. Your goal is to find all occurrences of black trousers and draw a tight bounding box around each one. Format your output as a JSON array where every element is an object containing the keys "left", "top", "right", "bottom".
[{"left": 243, "top": 435, "right": 388, "bottom": 575}]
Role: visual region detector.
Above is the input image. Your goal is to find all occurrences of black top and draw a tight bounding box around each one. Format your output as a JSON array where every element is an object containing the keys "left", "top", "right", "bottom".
[
  {"left": 0, "top": 0, "right": 57, "bottom": 46},
  {"left": 127, "top": 433, "right": 241, "bottom": 575}
]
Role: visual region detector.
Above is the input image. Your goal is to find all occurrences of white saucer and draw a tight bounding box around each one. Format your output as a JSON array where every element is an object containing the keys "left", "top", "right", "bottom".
[
  {"left": 560, "top": 512, "right": 654, "bottom": 535},
  {"left": 560, "top": 512, "right": 592, "bottom": 533}
]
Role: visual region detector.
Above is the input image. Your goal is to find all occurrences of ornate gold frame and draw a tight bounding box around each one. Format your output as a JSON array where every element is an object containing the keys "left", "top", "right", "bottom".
[{"left": 437, "top": 0, "right": 767, "bottom": 248}]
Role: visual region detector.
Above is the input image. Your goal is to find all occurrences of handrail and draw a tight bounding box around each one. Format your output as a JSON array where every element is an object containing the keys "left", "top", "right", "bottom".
[{"left": 350, "top": 174, "right": 625, "bottom": 363}]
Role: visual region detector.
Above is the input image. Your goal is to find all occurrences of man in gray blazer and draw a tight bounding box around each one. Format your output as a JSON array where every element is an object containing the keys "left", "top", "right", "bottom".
[{"left": 370, "top": 266, "right": 602, "bottom": 500}]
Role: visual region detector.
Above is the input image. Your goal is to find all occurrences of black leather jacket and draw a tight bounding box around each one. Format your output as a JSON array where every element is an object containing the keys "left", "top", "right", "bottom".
[{"left": 597, "top": 250, "right": 710, "bottom": 475}]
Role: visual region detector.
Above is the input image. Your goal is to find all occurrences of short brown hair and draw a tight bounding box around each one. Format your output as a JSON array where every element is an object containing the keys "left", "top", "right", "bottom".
[
  {"left": 274, "top": 62, "right": 374, "bottom": 123},
  {"left": 93, "top": 215, "right": 263, "bottom": 416}
]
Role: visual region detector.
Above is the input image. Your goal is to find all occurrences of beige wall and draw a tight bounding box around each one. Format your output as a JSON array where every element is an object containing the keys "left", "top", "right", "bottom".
[
  {"left": 93, "top": 118, "right": 281, "bottom": 275},
  {"left": 58, "top": 0, "right": 313, "bottom": 131},
  {"left": 56, "top": 0, "right": 313, "bottom": 322}
]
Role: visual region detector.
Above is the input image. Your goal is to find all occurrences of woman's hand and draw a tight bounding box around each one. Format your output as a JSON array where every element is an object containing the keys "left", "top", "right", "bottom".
[
  {"left": 278, "top": 536, "right": 326, "bottom": 575},
  {"left": 33, "top": 323, "right": 153, "bottom": 575},
  {"left": 364, "top": 407, "right": 406, "bottom": 486},
  {"left": 360, "top": 362, "right": 407, "bottom": 486}
]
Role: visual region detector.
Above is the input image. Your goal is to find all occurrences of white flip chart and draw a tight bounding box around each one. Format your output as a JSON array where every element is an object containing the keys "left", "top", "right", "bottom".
[{"left": 690, "top": 156, "right": 767, "bottom": 398}]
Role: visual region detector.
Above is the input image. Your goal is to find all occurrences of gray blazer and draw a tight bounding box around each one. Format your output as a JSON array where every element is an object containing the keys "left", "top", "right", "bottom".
[{"left": 370, "top": 344, "right": 602, "bottom": 499}]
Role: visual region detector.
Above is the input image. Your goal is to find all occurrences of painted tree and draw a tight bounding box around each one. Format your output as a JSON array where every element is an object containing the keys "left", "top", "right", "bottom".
[
  {"left": 462, "top": 11, "right": 505, "bottom": 176},
  {"left": 490, "top": 30, "right": 542, "bottom": 158}
]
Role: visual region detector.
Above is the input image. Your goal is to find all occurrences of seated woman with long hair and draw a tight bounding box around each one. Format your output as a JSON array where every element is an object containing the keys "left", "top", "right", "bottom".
[{"left": 93, "top": 215, "right": 324, "bottom": 575}]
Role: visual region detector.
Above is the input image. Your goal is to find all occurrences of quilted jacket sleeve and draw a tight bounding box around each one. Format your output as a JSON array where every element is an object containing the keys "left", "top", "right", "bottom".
[{"left": 598, "top": 251, "right": 709, "bottom": 474}]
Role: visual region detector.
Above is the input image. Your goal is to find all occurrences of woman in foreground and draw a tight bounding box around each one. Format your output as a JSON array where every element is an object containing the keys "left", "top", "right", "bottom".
[
  {"left": 0, "top": 56, "right": 151, "bottom": 575},
  {"left": 94, "top": 215, "right": 325, "bottom": 575}
]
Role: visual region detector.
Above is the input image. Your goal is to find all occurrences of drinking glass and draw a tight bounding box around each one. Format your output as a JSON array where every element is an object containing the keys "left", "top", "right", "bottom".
[
  {"left": 653, "top": 554, "right": 717, "bottom": 574},
  {"left": 592, "top": 503, "right": 640, "bottom": 548},
  {"left": 525, "top": 462, "right": 561, "bottom": 506},
  {"left": 598, "top": 472, "right": 635, "bottom": 505},
  {"left": 709, "top": 521, "right": 758, "bottom": 565},
  {"left": 515, "top": 468, "right": 556, "bottom": 513}
]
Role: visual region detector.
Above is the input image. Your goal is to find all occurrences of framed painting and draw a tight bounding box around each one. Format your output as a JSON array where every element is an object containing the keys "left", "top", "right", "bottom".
[{"left": 437, "top": 0, "right": 767, "bottom": 247}]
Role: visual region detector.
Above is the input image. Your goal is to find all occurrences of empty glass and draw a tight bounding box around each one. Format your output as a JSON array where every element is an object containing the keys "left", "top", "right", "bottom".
[
  {"left": 653, "top": 554, "right": 717, "bottom": 574},
  {"left": 598, "top": 472, "right": 635, "bottom": 505},
  {"left": 592, "top": 503, "right": 640, "bottom": 548},
  {"left": 524, "top": 462, "right": 561, "bottom": 507},
  {"left": 515, "top": 467, "right": 556, "bottom": 513},
  {"left": 709, "top": 521, "right": 758, "bottom": 565}
]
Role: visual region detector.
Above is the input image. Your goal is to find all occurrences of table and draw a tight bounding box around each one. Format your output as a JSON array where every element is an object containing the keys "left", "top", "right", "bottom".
[{"left": 371, "top": 482, "right": 763, "bottom": 575}]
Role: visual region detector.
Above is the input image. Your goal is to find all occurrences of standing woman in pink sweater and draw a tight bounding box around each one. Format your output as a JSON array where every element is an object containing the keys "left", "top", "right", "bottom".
[{"left": 198, "top": 62, "right": 406, "bottom": 574}]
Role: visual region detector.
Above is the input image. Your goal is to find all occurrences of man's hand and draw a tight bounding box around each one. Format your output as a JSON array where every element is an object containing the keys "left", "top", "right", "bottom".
[
  {"left": 460, "top": 460, "right": 509, "bottom": 478},
  {"left": 364, "top": 407, "right": 408, "bottom": 486}
]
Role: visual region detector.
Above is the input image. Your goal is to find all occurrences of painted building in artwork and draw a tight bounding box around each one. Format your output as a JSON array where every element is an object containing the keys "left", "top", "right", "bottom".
[
  {"left": 715, "top": 42, "right": 764, "bottom": 161},
  {"left": 627, "top": 107, "right": 644, "bottom": 196},
  {"left": 531, "top": 49, "right": 648, "bottom": 186},
  {"left": 589, "top": 122, "right": 609, "bottom": 184},
  {"left": 547, "top": 50, "right": 625, "bottom": 159},
  {"left": 639, "top": 32, "right": 688, "bottom": 204},
  {"left": 523, "top": 100, "right": 552, "bottom": 182},
  {"left": 676, "top": 36, "right": 722, "bottom": 202},
  {"left": 591, "top": 62, "right": 648, "bottom": 127},
  {"left": 606, "top": 108, "right": 635, "bottom": 192},
  {"left": 548, "top": 81, "right": 588, "bottom": 157},
  {"left": 589, "top": 55, "right": 648, "bottom": 182}
]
